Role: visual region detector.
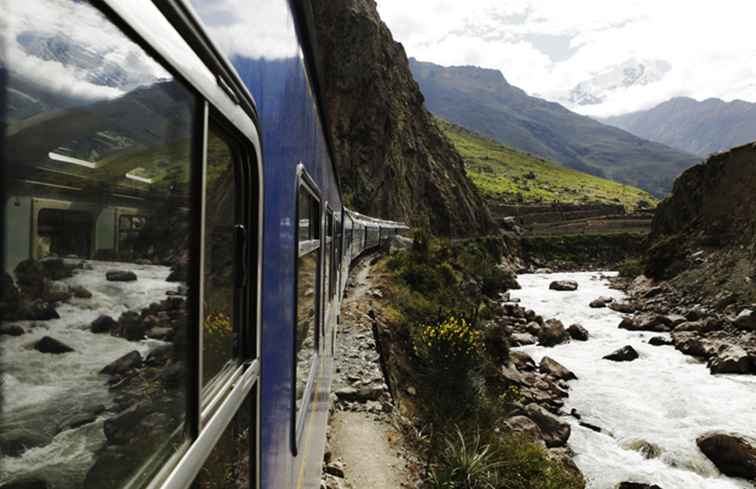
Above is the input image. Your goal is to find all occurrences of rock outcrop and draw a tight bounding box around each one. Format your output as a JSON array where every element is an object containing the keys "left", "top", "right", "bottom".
[
  {"left": 697, "top": 432, "right": 756, "bottom": 479},
  {"left": 310, "top": 0, "right": 495, "bottom": 236}
]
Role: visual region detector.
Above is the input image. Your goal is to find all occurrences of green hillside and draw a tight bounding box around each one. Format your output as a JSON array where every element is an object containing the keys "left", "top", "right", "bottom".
[{"left": 440, "top": 119, "right": 658, "bottom": 210}]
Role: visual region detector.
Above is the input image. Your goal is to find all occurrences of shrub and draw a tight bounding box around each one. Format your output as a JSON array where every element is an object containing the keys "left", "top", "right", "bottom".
[
  {"left": 617, "top": 258, "right": 643, "bottom": 278},
  {"left": 429, "top": 431, "right": 584, "bottom": 489},
  {"left": 414, "top": 316, "right": 483, "bottom": 423}
]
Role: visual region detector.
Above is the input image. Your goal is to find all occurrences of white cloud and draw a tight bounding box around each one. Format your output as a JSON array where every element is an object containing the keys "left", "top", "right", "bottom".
[
  {"left": 2, "top": 0, "right": 168, "bottom": 102},
  {"left": 376, "top": 0, "right": 756, "bottom": 116}
]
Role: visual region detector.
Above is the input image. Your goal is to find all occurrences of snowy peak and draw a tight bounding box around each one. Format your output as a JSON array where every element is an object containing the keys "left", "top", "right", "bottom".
[{"left": 565, "top": 58, "right": 672, "bottom": 107}]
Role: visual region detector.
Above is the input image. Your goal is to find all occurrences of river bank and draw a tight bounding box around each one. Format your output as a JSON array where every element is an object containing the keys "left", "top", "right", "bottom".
[{"left": 511, "top": 271, "right": 756, "bottom": 489}]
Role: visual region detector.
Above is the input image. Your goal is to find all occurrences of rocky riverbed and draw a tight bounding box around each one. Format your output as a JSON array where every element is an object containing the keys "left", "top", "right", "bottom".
[
  {"left": 0, "top": 258, "right": 187, "bottom": 489},
  {"left": 510, "top": 271, "right": 756, "bottom": 489}
]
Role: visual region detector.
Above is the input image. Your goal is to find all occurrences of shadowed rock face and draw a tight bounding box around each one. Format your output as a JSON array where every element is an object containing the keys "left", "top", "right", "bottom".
[
  {"left": 310, "top": 0, "right": 495, "bottom": 236},
  {"left": 646, "top": 142, "right": 756, "bottom": 279}
]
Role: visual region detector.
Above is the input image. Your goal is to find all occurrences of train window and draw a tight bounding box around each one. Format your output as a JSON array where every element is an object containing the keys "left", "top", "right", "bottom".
[
  {"left": 334, "top": 212, "right": 342, "bottom": 296},
  {"left": 326, "top": 207, "right": 335, "bottom": 300},
  {"left": 294, "top": 176, "right": 321, "bottom": 444},
  {"left": 202, "top": 125, "right": 242, "bottom": 387},
  {"left": 1, "top": 1, "right": 198, "bottom": 488}
]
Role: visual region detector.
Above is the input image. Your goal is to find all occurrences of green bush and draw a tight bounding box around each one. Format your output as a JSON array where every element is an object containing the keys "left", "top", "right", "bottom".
[
  {"left": 617, "top": 258, "right": 644, "bottom": 278},
  {"left": 429, "top": 430, "right": 584, "bottom": 489}
]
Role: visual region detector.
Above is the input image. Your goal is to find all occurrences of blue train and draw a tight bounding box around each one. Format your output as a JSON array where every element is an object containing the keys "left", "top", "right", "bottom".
[{"left": 0, "top": 1, "right": 407, "bottom": 488}]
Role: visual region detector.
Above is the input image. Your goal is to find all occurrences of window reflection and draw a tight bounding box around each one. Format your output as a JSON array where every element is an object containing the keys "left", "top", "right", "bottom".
[
  {"left": 295, "top": 188, "right": 320, "bottom": 416},
  {"left": 202, "top": 127, "right": 239, "bottom": 387},
  {"left": 1, "top": 1, "right": 195, "bottom": 488}
]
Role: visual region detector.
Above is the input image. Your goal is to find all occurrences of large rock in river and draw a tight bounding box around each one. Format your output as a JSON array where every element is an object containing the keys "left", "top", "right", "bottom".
[
  {"left": 567, "top": 323, "right": 589, "bottom": 341},
  {"left": 734, "top": 309, "right": 756, "bottom": 331},
  {"left": 106, "top": 270, "right": 137, "bottom": 282},
  {"left": 539, "top": 356, "right": 577, "bottom": 381},
  {"left": 603, "top": 345, "right": 639, "bottom": 362},
  {"left": 707, "top": 346, "right": 754, "bottom": 374},
  {"left": 590, "top": 296, "right": 613, "bottom": 308},
  {"left": 538, "top": 319, "right": 569, "bottom": 347},
  {"left": 33, "top": 336, "right": 74, "bottom": 354},
  {"left": 524, "top": 403, "right": 571, "bottom": 448},
  {"left": 697, "top": 432, "right": 756, "bottom": 479},
  {"left": 549, "top": 280, "right": 578, "bottom": 291}
]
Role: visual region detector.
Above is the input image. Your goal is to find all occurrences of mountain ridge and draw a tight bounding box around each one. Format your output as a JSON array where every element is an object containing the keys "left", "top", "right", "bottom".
[
  {"left": 604, "top": 96, "right": 756, "bottom": 156},
  {"left": 409, "top": 58, "right": 700, "bottom": 197}
]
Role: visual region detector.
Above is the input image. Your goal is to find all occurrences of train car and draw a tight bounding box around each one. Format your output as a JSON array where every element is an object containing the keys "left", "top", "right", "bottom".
[{"left": 0, "top": 1, "right": 407, "bottom": 489}]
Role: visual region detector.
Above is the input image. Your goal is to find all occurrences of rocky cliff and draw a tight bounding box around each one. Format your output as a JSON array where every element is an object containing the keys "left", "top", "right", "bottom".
[
  {"left": 647, "top": 142, "right": 756, "bottom": 281},
  {"left": 309, "top": 0, "right": 495, "bottom": 236}
]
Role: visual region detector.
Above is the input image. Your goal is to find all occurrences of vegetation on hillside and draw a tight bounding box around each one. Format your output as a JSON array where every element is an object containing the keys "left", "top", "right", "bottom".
[
  {"left": 375, "top": 232, "right": 583, "bottom": 489},
  {"left": 439, "top": 118, "right": 658, "bottom": 210}
]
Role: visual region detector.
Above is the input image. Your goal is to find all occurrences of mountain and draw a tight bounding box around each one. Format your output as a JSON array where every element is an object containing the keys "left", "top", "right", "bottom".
[
  {"left": 309, "top": 0, "right": 495, "bottom": 236},
  {"left": 558, "top": 58, "right": 671, "bottom": 107},
  {"left": 409, "top": 59, "right": 699, "bottom": 197},
  {"left": 439, "top": 119, "right": 657, "bottom": 209},
  {"left": 604, "top": 97, "right": 756, "bottom": 156}
]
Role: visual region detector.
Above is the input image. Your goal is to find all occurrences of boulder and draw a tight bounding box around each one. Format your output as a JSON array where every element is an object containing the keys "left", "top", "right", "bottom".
[
  {"left": 734, "top": 309, "right": 756, "bottom": 331},
  {"left": 539, "top": 356, "right": 577, "bottom": 381},
  {"left": 503, "top": 415, "right": 544, "bottom": 443},
  {"left": 91, "top": 315, "right": 117, "bottom": 334},
  {"left": 509, "top": 351, "right": 536, "bottom": 371},
  {"left": 590, "top": 296, "right": 614, "bottom": 308},
  {"left": 671, "top": 332, "right": 719, "bottom": 358},
  {"left": 19, "top": 300, "right": 59, "bottom": 320},
  {"left": 538, "top": 319, "right": 569, "bottom": 347},
  {"left": 616, "top": 484, "right": 662, "bottom": 489},
  {"left": 549, "top": 280, "right": 578, "bottom": 291},
  {"left": 0, "top": 324, "right": 25, "bottom": 336},
  {"left": 567, "top": 323, "right": 589, "bottom": 341},
  {"left": 100, "top": 351, "right": 142, "bottom": 376},
  {"left": 622, "top": 439, "right": 663, "bottom": 459},
  {"left": 603, "top": 345, "right": 639, "bottom": 362},
  {"left": 510, "top": 332, "right": 536, "bottom": 346},
  {"left": 40, "top": 257, "right": 74, "bottom": 280},
  {"left": 1, "top": 272, "right": 21, "bottom": 303},
  {"left": 42, "top": 282, "right": 71, "bottom": 303},
  {"left": 609, "top": 302, "right": 637, "bottom": 314},
  {"left": 33, "top": 336, "right": 74, "bottom": 354},
  {"left": 15, "top": 259, "right": 47, "bottom": 295},
  {"left": 146, "top": 327, "right": 174, "bottom": 341},
  {"left": 636, "top": 314, "right": 672, "bottom": 332},
  {"left": 106, "top": 271, "right": 137, "bottom": 282},
  {"left": 648, "top": 336, "right": 672, "bottom": 346},
  {"left": 115, "top": 311, "right": 145, "bottom": 341},
  {"left": 70, "top": 285, "right": 93, "bottom": 299},
  {"left": 708, "top": 346, "right": 754, "bottom": 374},
  {"left": 696, "top": 432, "right": 756, "bottom": 479},
  {"left": 524, "top": 403, "right": 571, "bottom": 448}
]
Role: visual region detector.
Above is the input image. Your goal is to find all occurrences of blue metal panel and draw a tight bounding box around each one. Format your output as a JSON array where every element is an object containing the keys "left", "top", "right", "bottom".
[{"left": 190, "top": 2, "right": 342, "bottom": 488}]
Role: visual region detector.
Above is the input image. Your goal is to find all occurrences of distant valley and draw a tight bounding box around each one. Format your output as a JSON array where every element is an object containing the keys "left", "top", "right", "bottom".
[
  {"left": 410, "top": 58, "right": 699, "bottom": 197},
  {"left": 603, "top": 97, "right": 756, "bottom": 156}
]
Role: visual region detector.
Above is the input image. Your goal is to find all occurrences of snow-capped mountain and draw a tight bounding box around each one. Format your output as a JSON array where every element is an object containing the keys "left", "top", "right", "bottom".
[{"left": 560, "top": 58, "right": 672, "bottom": 107}]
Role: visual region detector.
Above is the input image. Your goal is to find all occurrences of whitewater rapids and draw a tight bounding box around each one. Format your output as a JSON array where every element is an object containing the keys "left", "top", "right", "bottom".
[{"left": 511, "top": 271, "right": 756, "bottom": 489}]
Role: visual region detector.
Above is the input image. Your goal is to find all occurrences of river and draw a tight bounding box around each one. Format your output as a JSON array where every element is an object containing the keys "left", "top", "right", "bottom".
[
  {"left": 511, "top": 271, "right": 756, "bottom": 489},
  {"left": 0, "top": 260, "right": 176, "bottom": 487}
]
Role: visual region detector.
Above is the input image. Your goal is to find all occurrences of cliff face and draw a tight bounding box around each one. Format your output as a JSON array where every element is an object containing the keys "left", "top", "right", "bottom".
[
  {"left": 309, "top": 0, "right": 495, "bottom": 236},
  {"left": 646, "top": 142, "right": 756, "bottom": 283}
]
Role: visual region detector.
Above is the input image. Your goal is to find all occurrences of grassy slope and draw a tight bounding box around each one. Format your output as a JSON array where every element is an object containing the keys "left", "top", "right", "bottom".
[{"left": 439, "top": 119, "right": 658, "bottom": 210}]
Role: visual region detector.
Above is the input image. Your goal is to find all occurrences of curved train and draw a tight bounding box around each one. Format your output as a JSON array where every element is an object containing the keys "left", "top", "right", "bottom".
[{"left": 0, "top": 1, "right": 406, "bottom": 488}]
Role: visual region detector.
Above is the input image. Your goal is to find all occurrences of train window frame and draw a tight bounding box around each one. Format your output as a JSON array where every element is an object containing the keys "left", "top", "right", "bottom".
[
  {"left": 45, "top": 3, "right": 267, "bottom": 489},
  {"left": 198, "top": 112, "right": 257, "bottom": 414},
  {"left": 291, "top": 164, "right": 323, "bottom": 455}
]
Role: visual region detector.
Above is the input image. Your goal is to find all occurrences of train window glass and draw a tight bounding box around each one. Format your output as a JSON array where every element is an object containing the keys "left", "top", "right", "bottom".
[
  {"left": 295, "top": 184, "right": 320, "bottom": 429},
  {"left": 1, "top": 1, "right": 198, "bottom": 488},
  {"left": 202, "top": 125, "right": 241, "bottom": 387},
  {"left": 325, "top": 208, "right": 334, "bottom": 300}
]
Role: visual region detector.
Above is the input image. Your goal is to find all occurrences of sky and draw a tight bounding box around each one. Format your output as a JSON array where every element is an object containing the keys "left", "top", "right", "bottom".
[{"left": 376, "top": 0, "right": 756, "bottom": 117}]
